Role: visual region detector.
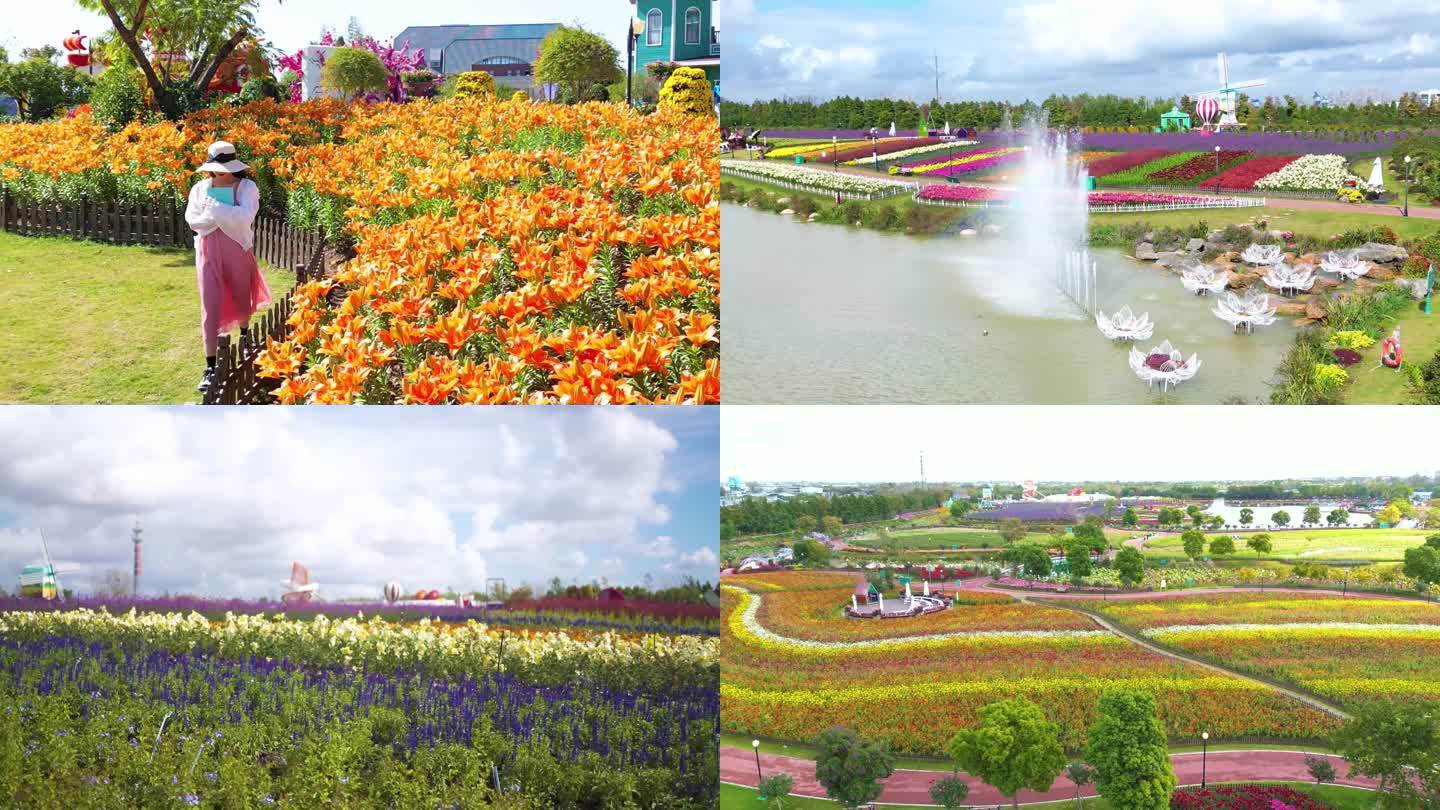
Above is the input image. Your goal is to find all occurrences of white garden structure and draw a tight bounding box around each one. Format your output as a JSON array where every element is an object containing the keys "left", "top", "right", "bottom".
[
  {"left": 1128, "top": 340, "right": 1201, "bottom": 392},
  {"left": 280, "top": 561, "right": 319, "bottom": 604},
  {"left": 1262, "top": 262, "right": 1317, "bottom": 296},
  {"left": 1240, "top": 244, "right": 1284, "bottom": 265},
  {"left": 1212, "top": 289, "right": 1277, "bottom": 333},
  {"left": 1095, "top": 305, "right": 1155, "bottom": 341},
  {"left": 1319, "top": 250, "right": 1371, "bottom": 281},
  {"left": 1179, "top": 262, "right": 1229, "bottom": 295}
]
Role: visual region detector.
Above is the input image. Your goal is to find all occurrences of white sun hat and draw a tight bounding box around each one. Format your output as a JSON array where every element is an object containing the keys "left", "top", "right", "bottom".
[{"left": 198, "top": 141, "right": 249, "bottom": 174}]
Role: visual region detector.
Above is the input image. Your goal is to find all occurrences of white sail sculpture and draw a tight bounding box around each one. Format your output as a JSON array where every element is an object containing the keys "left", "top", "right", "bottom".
[
  {"left": 1128, "top": 339, "right": 1201, "bottom": 392},
  {"left": 1261, "top": 262, "right": 1316, "bottom": 296},
  {"left": 1095, "top": 306, "right": 1155, "bottom": 341},
  {"left": 1212, "top": 289, "right": 1277, "bottom": 333},
  {"left": 1319, "top": 250, "right": 1370, "bottom": 281},
  {"left": 280, "top": 561, "right": 319, "bottom": 604},
  {"left": 1240, "top": 244, "right": 1284, "bottom": 265},
  {"left": 1179, "top": 262, "right": 1229, "bottom": 295}
]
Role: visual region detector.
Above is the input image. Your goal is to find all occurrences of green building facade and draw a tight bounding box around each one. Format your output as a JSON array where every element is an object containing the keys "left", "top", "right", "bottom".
[{"left": 630, "top": 0, "right": 720, "bottom": 94}]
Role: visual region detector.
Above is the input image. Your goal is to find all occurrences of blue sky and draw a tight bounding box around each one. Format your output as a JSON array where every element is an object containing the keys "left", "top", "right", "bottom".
[
  {"left": 3, "top": 0, "right": 721, "bottom": 63},
  {"left": 723, "top": 0, "right": 1440, "bottom": 104},
  {"left": 0, "top": 407, "right": 718, "bottom": 599}
]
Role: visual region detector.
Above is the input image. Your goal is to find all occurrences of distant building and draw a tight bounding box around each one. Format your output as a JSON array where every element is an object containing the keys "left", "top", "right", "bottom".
[
  {"left": 630, "top": 0, "right": 719, "bottom": 90},
  {"left": 1418, "top": 90, "right": 1440, "bottom": 108},
  {"left": 1413, "top": 491, "right": 1434, "bottom": 505},
  {"left": 394, "top": 23, "right": 562, "bottom": 93}
]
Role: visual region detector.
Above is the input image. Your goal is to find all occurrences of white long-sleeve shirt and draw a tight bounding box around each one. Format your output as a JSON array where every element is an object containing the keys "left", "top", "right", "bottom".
[{"left": 185, "top": 177, "right": 259, "bottom": 250}]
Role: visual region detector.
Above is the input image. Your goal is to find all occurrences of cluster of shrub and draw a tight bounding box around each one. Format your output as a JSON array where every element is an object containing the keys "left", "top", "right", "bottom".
[{"left": 718, "top": 179, "right": 970, "bottom": 236}]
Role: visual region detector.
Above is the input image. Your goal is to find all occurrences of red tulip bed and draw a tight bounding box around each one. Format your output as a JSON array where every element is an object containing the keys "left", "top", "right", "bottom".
[
  {"left": 916, "top": 184, "right": 1007, "bottom": 203},
  {"left": 1147, "top": 150, "right": 1254, "bottom": 184},
  {"left": 828, "top": 137, "right": 945, "bottom": 163},
  {"left": 1086, "top": 148, "right": 1175, "bottom": 177},
  {"left": 1170, "top": 784, "right": 1329, "bottom": 810},
  {"left": 1204, "top": 155, "right": 1302, "bottom": 190},
  {"left": 1090, "top": 191, "right": 1224, "bottom": 206}
]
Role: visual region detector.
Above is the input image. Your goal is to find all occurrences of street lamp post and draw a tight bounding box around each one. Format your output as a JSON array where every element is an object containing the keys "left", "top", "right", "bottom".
[
  {"left": 1201, "top": 731, "right": 1210, "bottom": 788},
  {"left": 752, "top": 739, "right": 764, "bottom": 797},
  {"left": 871, "top": 129, "right": 879, "bottom": 170},
  {"left": 625, "top": 18, "right": 645, "bottom": 108},
  {"left": 1404, "top": 155, "right": 1412, "bottom": 217},
  {"left": 1214, "top": 146, "right": 1222, "bottom": 195}
]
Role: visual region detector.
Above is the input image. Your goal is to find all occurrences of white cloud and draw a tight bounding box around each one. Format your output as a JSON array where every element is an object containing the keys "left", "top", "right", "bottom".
[
  {"left": 0, "top": 408, "right": 695, "bottom": 599},
  {"left": 1408, "top": 33, "right": 1437, "bottom": 57}
]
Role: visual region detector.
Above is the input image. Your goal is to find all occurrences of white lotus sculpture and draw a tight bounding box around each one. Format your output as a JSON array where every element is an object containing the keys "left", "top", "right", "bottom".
[
  {"left": 1095, "top": 306, "right": 1155, "bottom": 341},
  {"left": 1241, "top": 244, "right": 1284, "bottom": 265},
  {"left": 1128, "top": 339, "right": 1201, "bottom": 392},
  {"left": 1261, "top": 262, "right": 1316, "bottom": 296},
  {"left": 1212, "top": 289, "right": 1277, "bottom": 333},
  {"left": 1319, "top": 250, "right": 1370, "bottom": 281},
  {"left": 1179, "top": 263, "right": 1229, "bottom": 295}
]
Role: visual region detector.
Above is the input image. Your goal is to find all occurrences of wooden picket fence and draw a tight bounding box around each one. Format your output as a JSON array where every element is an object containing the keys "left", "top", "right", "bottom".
[{"left": 0, "top": 189, "right": 191, "bottom": 247}]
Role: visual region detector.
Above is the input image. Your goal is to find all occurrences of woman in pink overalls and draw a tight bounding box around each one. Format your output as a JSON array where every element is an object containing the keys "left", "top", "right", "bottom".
[{"left": 184, "top": 141, "right": 272, "bottom": 393}]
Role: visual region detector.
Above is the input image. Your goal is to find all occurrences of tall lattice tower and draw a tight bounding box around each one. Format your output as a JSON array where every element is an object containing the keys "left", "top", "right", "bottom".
[
  {"left": 919, "top": 451, "right": 926, "bottom": 489},
  {"left": 131, "top": 519, "right": 142, "bottom": 596}
]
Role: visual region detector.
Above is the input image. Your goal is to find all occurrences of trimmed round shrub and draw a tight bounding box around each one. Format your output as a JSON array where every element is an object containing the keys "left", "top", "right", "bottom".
[
  {"left": 89, "top": 66, "right": 144, "bottom": 133},
  {"left": 452, "top": 71, "right": 497, "bottom": 99},
  {"left": 658, "top": 67, "right": 713, "bottom": 116},
  {"left": 319, "top": 47, "right": 388, "bottom": 99},
  {"left": 511, "top": 90, "right": 527, "bottom": 103}
]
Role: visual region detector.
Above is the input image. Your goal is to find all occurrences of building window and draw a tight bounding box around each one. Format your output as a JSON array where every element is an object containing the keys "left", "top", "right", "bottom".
[
  {"left": 646, "top": 9, "right": 663, "bottom": 46},
  {"left": 684, "top": 7, "right": 701, "bottom": 44}
]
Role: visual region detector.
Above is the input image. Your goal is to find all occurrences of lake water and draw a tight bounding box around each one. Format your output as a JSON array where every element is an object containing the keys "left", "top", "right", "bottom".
[
  {"left": 1202, "top": 499, "right": 1373, "bottom": 528},
  {"left": 722, "top": 203, "right": 1296, "bottom": 404}
]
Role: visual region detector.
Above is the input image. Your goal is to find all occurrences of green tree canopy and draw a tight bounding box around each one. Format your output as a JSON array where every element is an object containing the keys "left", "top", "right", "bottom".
[
  {"left": 534, "top": 25, "right": 621, "bottom": 104},
  {"left": 929, "top": 775, "right": 969, "bottom": 810},
  {"left": 1209, "top": 535, "right": 1236, "bottom": 556},
  {"left": 814, "top": 727, "right": 895, "bottom": 810},
  {"left": 1240, "top": 508, "right": 1254, "bottom": 525},
  {"left": 998, "top": 517, "right": 1027, "bottom": 544},
  {"left": 1404, "top": 545, "right": 1440, "bottom": 587},
  {"left": 0, "top": 57, "right": 91, "bottom": 121},
  {"left": 791, "top": 537, "right": 831, "bottom": 567},
  {"left": 1247, "top": 534, "right": 1273, "bottom": 554},
  {"left": 947, "top": 698, "right": 1066, "bottom": 809},
  {"left": 1122, "top": 507, "right": 1138, "bottom": 527},
  {"left": 1115, "top": 547, "right": 1145, "bottom": 586},
  {"left": 1333, "top": 700, "right": 1440, "bottom": 808},
  {"left": 1084, "top": 689, "right": 1176, "bottom": 810},
  {"left": 1065, "top": 540, "right": 1093, "bottom": 580},
  {"left": 1303, "top": 505, "right": 1322, "bottom": 525},
  {"left": 1181, "top": 529, "right": 1206, "bottom": 560},
  {"left": 321, "top": 47, "right": 387, "bottom": 99},
  {"left": 1272, "top": 510, "right": 1291, "bottom": 527}
]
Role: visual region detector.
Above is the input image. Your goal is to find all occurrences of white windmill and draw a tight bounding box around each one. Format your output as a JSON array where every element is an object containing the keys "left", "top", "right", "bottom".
[
  {"left": 1194, "top": 52, "right": 1265, "bottom": 130},
  {"left": 18, "top": 531, "right": 78, "bottom": 602}
]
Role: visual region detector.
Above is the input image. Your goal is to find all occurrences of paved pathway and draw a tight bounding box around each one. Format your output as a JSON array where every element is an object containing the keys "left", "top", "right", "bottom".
[
  {"left": 722, "top": 746, "right": 1376, "bottom": 805},
  {"left": 960, "top": 577, "right": 1419, "bottom": 603}
]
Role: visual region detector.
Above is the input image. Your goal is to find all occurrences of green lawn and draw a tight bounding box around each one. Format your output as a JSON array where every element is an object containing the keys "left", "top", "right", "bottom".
[
  {"left": 1092, "top": 204, "right": 1440, "bottom": 241},
  {"left": 1143, "top": 527, "right": 1432, "bottom": 561},
  {"left": 1344, "top": 299, "right": 1440, "bottom": 404},
  {"left": 1347, "top": 156, "right": 1436, "bottom": 208},
  {"left": 0, "top": 232, "right": 292, "bottom": 403},
  {"left": 720, "top": 782, "right": 1375, "bottom": 809},
  {"left": 849, "top": 527, "right": 1052, "bottom": 550}
]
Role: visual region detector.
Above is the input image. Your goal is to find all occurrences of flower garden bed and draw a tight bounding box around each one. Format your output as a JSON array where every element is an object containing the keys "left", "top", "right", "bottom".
[
  {"left": 1170, "top": 784, "right": 1330, "bottom": 810},
  {"left": 1204, "top": 154, "right": 1302, "bottom": 189},
  {"left": 1085, "top": 148, "right": 1175, "bottom": 177},
  {"left": 1147, "top": 150, "right": 1253, "bottom": 185},
  {"left": 843, "top": 139, "right": 977, "bottom": 166},
  {"left": 1098, "top": 151, "right": 1210, "bottom": 186},
  {"left": 890, "top": 145, "right": 1024, "bottom": 177},
  {"left": 1253, "top": 154, "right": 1366, "bottom": 191},
  {"left": 824, "top": 136, "right": 943, "bottom": 163},
  {"left": 916, "top": 185, "right": 1260, "bottom": 211},
  {"left": 764, "top": 139, "right": 871, "bottom": 159},
  {"left": 721, "top": 159, "right": 917, "bottom": 197}
]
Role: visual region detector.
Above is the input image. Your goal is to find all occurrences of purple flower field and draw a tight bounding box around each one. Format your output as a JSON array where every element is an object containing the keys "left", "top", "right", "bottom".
[
  {"left": 969, "top": 501, "right": 1110, "bottom": 521},
  {"left": 1077, "top": 129, "right": 1439, "bottom": 156}
]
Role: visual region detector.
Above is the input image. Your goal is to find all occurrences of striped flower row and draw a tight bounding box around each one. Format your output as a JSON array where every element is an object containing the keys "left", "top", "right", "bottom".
[
  {"left": 890, "top": 146, "right": 1024, "bottom": 176},
  {"left": 844, "top": 140, "right": 977, "bottom": 166},
  {"left": 720, "top": 160, "right": 917, "bottom": 194},
  {"left": 1145, "top": 622, "right": 1440, "bottom": 637}
]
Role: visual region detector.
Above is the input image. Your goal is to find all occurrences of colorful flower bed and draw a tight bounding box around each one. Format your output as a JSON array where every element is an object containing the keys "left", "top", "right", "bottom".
[
  {"left": 0, "top": 607, "right": 718, "bottom": 807},
  {"left": 1089, "top": 191, "right": 1233, "bottom": 206},
  {"left": 1203, "top": 154, "right": 1302, "bottom": 189},
  {"left": 1098, "top": 151, "right": 1207, "bottom": 186},
  {"left": 1253, "top": 154, "right": 1365, "bottom": 191},
  {"left": 1089, "top": 593, "right": 1440, "bottom": 709},
  {"left": 1170, "top": 784, "right": 1330, "bottom": 810},
  {"left": 843, "top": 140, "right": 976, "bottom": 166},
  {"left": 764, "top": 139, "right": 871, "bottom": 159},
  {"left": 891, "top": 145, "right": 1024, "bottom": 177},
  {"left": 916, "top": 186, "right": 1250, "bottom": 209},
  {"left": 916, "top": 184, "right": 1007, "bottom": 203},
  {"left": 1147, "top": 150, "right": 1253, "bottom": 184},
  {"left": 721, "top": 582, "right": 1339, "bottom": 755},
  {"left": 1085, "top": 148, "right": 1175, "bottom": 177},
  {"left": 721, "top": 159, "right": 917, "bottom": 195},
  {"left": 824, "top": 137, "right": 942, "bottom": 163}
]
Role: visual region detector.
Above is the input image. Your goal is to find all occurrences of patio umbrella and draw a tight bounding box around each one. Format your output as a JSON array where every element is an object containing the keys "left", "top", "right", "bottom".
[{"left": 1368, "top": 156, "right": 1384, "bottom": 190}]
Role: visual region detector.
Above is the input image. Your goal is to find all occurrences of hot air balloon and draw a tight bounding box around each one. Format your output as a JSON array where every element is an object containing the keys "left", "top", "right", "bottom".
[
  {"left": 1195, "top": 96, "right": 1220, "bottom": 130},
  {"left": 383, "top": 581, "right": 402, "bottom": 603}
]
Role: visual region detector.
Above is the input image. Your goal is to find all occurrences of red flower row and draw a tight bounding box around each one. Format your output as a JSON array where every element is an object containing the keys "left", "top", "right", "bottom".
[
  {"left": 1148, "top": 150, "right": 1252, "bottom": 183},
  {"left": 1086, "top": 148, "right": 1174, "bottom": 177},
  {"left": 1202, "top": 155, "right": 1301, "bottom": 190}
]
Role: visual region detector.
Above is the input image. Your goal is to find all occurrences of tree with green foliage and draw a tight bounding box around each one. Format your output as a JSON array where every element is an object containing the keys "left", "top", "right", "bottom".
[
  {"left": 1181, "top": 529, "right": 1206, "bottom": 560},
  {"left": 758, "top": 774, "right": 794, "bottom": 809},
  {"left": 796, "top": 515, "right": 818, "bottom": 535},
  {"left": 1004, "top": 543, "right": 1052, "bottom": 580},
  {"left": 1209, "top": 535, "right": 1236, "bottom": 556},
  {"left": 1427, "top": 533, "right": 1440, "bottom": 551},
  {"left": 1185, "top": 504, "right": 1201, "bottom": 525},
  {"left": 1240, "top": 508, "right": 1254, "bottom": 526},
  {"left": 1064, "top": 762, "right": 1095, "bottom": 810},
  {"left": 950, "top": 500, "right": 974, "bottom": 520},
  {"left": 1122, "top": 507, "right": 1138, "bottom": 527},
  {"left": 928, "top": 775, "right": 969, "bottom": 810},
  {"left": 1332, "top": 700, "right": 1440, "bottom": 808},
  {"left": 80, "top": 0, "right": 267, "bottom": 119},
  {"left": 321, "top": 47, "right": 387, "bottom": 99},
  {"left": 0, "top": 57, "right": 91, "bottom": 121},
  {"left": 1065, "top": 540, "right": 1093, "bottom": 581},
  {"left": 1327, "top": 508, "right": 1350, "bottom": 526},
  {"left": 1085, "top": 689, "right": 1176, "bottom": 810},
  {"left": 1303, "top": 505, "right": 1322, "bottom": 525},
  {"left": 1247, "top": 534, "right": 1273, "bottom": 554},
  {"left": 1272, "top": 510, "right": 1291, "bottom": 527},
  {"left": 998, "top": 517, "right": 1027, "bottom": 545},
  {"left": 1115, "top": 547, "right": 1145, "bottom": 587},
  {"left": 814, "top": 727, "right": 895, "bottom": 810},
  {"left": 1304, "top": 754, "right": 1336, "bottom": 786},
  {"left": 947, "top": 698, "right": 1066, "bottom": 810},
  {"left": 821, "top": 515, "right": 843, "bottom": 537},
  {"left": 1072, "top": 519, "right": 1106, "bottom": 552},
  {"left": 534, "top": 25, "right": 621, "bottom": 104},
  {"left": 1156, "top": 507, "right": 1182, "bottom": 529},
  {"left": 790, "top": 538, "right": 831, "bottom": 567},
  {"left": 1404, "top": 545, "right": 1440, "bottom": 588}
]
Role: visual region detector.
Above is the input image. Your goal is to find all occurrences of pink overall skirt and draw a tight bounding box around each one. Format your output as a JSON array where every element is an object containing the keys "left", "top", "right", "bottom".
[{"left": 196, "top": 229, "right": 272, "bottom": 354}]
